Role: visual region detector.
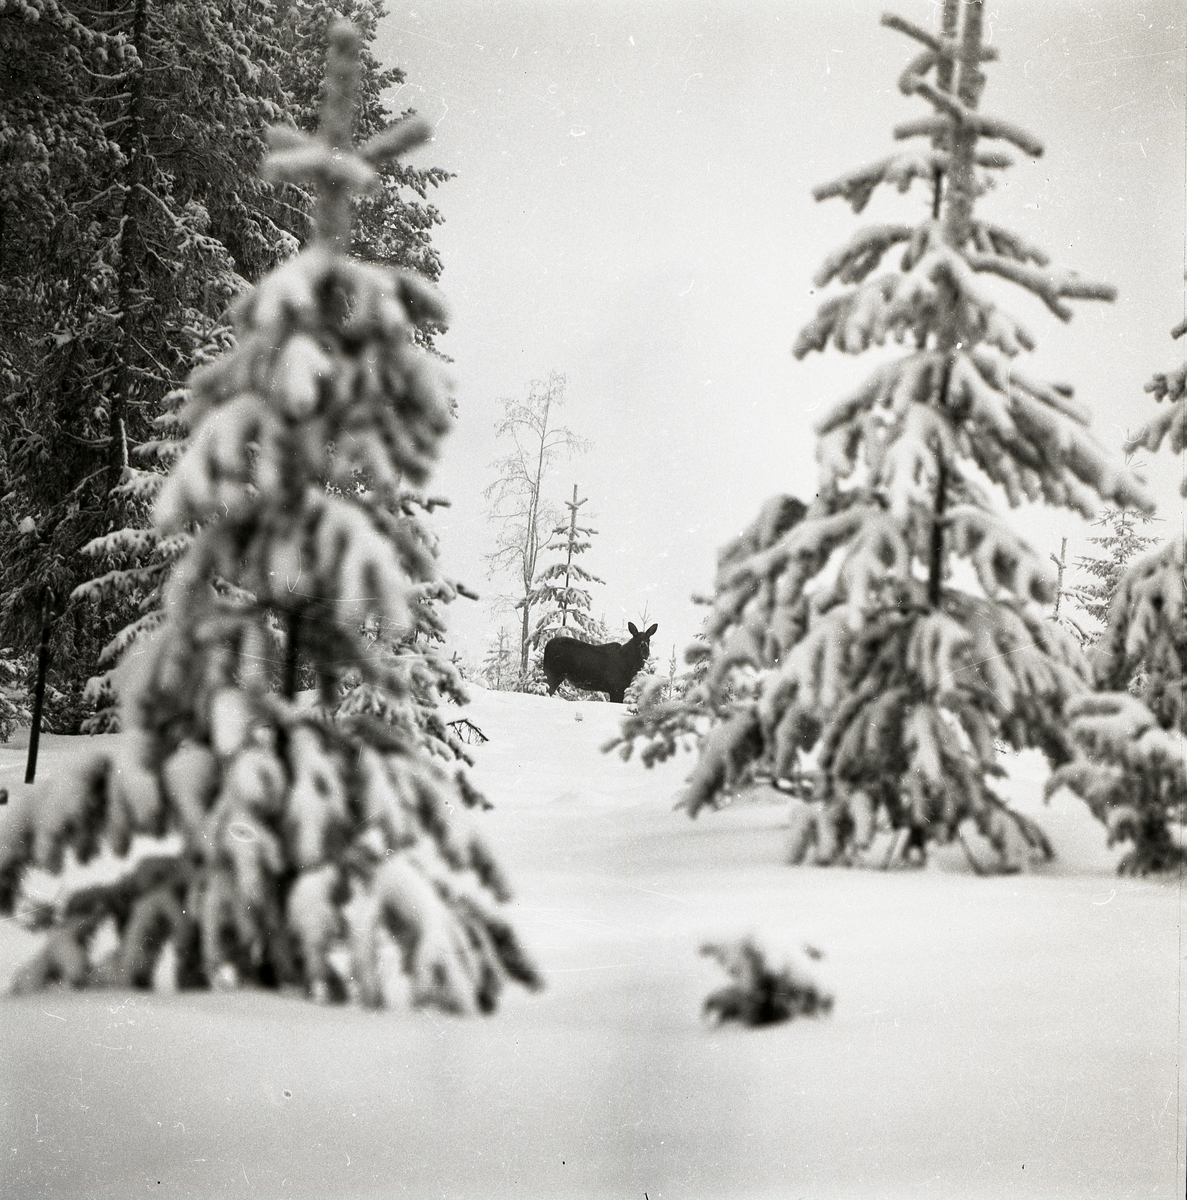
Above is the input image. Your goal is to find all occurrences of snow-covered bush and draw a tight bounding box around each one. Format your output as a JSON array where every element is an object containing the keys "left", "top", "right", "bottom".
[
  {"left": 615, "top": 1, "right": 1149, "bottom": 872},
  {"left": 1049, "top": 317, "right": 1186, "bottom": 874},
  {"left": 701, "top": 937, "right": 833, "bottom": 1027},
  {"left": 0, "top": 24, "right": 541, "bottom": 1012}
]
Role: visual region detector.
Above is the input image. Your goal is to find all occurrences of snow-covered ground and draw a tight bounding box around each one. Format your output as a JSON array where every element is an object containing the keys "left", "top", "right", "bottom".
[{"left": 1, "top": 688, "right": 1183, "bottom": 1199}]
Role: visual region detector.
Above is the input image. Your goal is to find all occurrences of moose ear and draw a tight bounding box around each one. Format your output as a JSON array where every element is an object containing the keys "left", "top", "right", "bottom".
[
  {"left": 645, "top": 624, "right": 657, "bottom": 636},
  {"left": 628, "top": 622, "right": 638, "bottom": 636}
]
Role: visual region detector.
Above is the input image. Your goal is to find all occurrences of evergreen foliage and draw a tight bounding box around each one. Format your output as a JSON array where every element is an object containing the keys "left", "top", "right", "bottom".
[
  {"left": 0, "top": 645, "right": 30, "bottom": 743},
  {"left": 72, "top": 356, "right": 228, "bottom": 734},
  {"left": 614, "top": 0, "right": 1149, "bottom": 872},
  {"left": 1050, "top": 318, "right": 1186, "bottom": 874},
  {"left": 329, "top": 500, "right": 484, "bottom": 801},
  {"left": 526, "top": 485, "right": 605, "bottom": 652},
  {"left": 701, "top": 937, "right": 833, "bottom": 1027},
  {"left": 1069, "top": 504, "right": 1160, "bottom": 634},
  {"left": 0, "top": 24, "right": 541, "bottom": 1012},
  {"left": 1130, "top": 317, "right": 1187, "bottom": 493},
  {"left": 273, "top": 0, "right": 451, "bottom": 301},
  {"left": 0, "top": 0, "right": 450, "bottom": 734},
  {"left": 0, "top": 0, "right": 305, "bottom": 730},
  {"left": 612, "top": 537, "right": 793, "bottom": 776},
  {"left": 480, "top": 628, "right": 516, "bottom": 691}
]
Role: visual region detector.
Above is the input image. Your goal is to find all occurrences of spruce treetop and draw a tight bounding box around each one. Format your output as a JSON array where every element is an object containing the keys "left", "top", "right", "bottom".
[{"left": 795, "top": 4, "right": 1149, "bottom": 526}]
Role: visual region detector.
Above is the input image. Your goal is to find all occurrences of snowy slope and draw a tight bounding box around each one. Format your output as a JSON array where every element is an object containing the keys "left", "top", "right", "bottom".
[{"left": 1, "top": 690, "right": 1183, "bottom": 1200}]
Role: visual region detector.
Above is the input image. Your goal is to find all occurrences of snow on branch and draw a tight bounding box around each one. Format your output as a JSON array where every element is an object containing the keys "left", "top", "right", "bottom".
[
  {"left": 898, "top": 72, "right": 1044, "bottom": 157},
  {"left": 1127, "top": 318, "right": 1186, "bottom": 491},
  {"left": 967, "top": 350, "right": 1089, "bottom": 425},
  {"left": 813, "top": 150, "right": 946, "bottom": 214},
  {"left": 880, "top": 12, "right": 999, "bottom": 63},
  {"left": 968, "top": 221, "right": 1049, "bottom": 267},
  {"left": 813, "top": 355, "right": 937, "bottom": 438},
  {"left": 944, "top": 504, "right": 1054, "bottom": 604},
  {"left": 1063, "top": 693, "right": 1180, "bottom": 766},
  {"left": 1140, "top": 362, "right": 1187, "bottom": 412},
  {"left": 795, "top": 246, "right": 1039, "bottom": 360},
  {"left": 711, "top": 505, "right": 871, "bottom": 647},
  {"left": 965, "top": 251, "right": 1115, "bottom": 321},
  {"left": 77, "top": 527, "right": 161, "bottom": 566},
  {"left": 678, "top": 708, "right": 764, "bottom": 817},
  {"left": 812, "top": 224, "right": 915, "bottom": 288}
]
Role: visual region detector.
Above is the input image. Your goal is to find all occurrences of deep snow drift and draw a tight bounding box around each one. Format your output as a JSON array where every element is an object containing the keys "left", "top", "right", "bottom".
[{"left": 1, "top": 686, "right": 1183, "bottom": 1199}]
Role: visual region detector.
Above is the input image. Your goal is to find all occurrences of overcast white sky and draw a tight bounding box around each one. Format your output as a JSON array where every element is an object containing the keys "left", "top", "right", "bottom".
[{"left": 375, "top": 0, "right": 1186, "bottom": 670}]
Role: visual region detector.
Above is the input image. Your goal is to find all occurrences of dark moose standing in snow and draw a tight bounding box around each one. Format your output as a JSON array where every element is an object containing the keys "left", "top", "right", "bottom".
[{"left": 544, "top": 622, "right": 657, "bottom": 703}]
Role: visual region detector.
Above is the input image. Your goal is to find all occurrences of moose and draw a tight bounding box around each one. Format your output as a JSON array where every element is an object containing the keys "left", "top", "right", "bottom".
[{"left": 542, "top": 622, "right": 658, "bottom": 704}]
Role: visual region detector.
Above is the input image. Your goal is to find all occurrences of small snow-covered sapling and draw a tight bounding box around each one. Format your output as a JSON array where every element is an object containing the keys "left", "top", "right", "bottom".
[{"left": 701, "top": 937, "right": 833, "bottom": 1027}]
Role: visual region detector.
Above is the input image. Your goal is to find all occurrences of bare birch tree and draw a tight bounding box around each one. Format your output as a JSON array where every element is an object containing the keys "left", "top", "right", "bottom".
[{"left": 483, "top": 372, "right": 589, "bottom": 676}]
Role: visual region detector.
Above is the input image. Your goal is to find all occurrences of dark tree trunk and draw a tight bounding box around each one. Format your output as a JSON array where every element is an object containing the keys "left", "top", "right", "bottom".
[{"left": 25, "top": 591, "right": 55, "bottom": 784}]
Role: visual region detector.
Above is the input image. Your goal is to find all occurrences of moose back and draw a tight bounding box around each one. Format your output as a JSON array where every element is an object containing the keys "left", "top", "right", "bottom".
[{"left": 543, "top": 622, "right": 658, "bottom": 703}]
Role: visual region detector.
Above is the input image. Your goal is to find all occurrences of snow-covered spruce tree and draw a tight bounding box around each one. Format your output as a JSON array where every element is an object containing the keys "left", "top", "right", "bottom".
[
  {"left": 616, "top": 0, "right": 1150, "bottom": 871},
  {"left": 481, "top": 628, "right": 516, "bottom": 691},
  {"left": 527, "top": 485, "right": 605, "bottom": 655},
  {"left": 1070, "top": 502, "right": 1160, "bottom": 637},
  {"left": 0, "top": 23, "right": 541, "bottom": 1012},
  {"left": 1048, "top": 318, "right": 1186, "bottom": 873}
]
